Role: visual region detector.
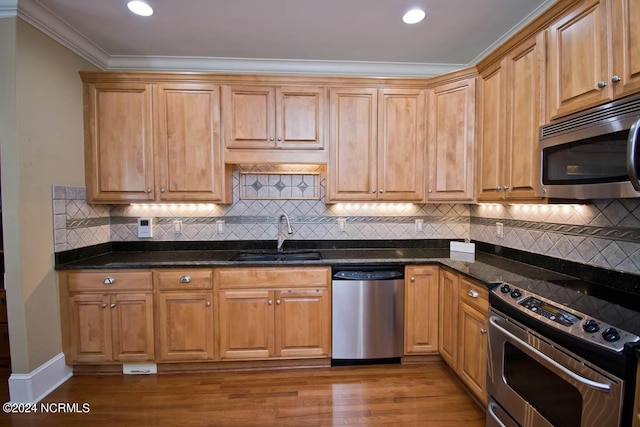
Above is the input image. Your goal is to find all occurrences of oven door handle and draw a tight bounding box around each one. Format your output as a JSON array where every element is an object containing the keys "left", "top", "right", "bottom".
[
  {"left": 629, "top": 116, "right": 640, "bottom": 191},
  {"left": 489, "top": 316, "right": 612, "bottom": 392}
]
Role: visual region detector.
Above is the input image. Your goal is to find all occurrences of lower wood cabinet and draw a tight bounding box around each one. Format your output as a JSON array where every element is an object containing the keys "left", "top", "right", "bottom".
[
  {"left": 216, "top": 267, "right": 331, "bottom": 361},
  {"left": 60, "top": 271, "right": 155, "bottom": 364},
  {"left": 155, "top": 270, "right": 215, "bottom": 361},
  {"left": 404, "top": 265, "right": 439, "bottom": 354},
  {"left": 437, "top": 269, "right": 489, "bottom": 405}
]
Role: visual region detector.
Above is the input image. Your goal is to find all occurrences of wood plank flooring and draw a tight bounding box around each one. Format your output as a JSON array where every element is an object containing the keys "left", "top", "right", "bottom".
[{"left": 0, "top": 362, "right": 485, "bottom": 426}]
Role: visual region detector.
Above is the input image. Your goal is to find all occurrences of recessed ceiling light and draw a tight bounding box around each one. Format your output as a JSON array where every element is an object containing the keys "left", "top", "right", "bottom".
[
  {"left": 402, "top": 8, "right": 426, "bottom": 24},
  {"left": 127, "top": 1, "right": 154, "bottom": 17}
]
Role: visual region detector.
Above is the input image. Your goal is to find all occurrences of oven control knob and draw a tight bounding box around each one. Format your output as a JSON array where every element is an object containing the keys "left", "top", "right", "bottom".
[
  {"left": 602, "top": 327, "right": 621, "bottom": 342},
  {"left": 510, "top": 289, "right": 522, "bottom": 298},
  {"left": 500, "top": 284, "right": 511, "bottom": 294},
  {"left": 583, "top": 319, "right": 600, "bottom": 333}
]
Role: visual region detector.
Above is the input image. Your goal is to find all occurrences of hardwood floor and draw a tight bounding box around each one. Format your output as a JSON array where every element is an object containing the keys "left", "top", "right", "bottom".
[{"left": 0, "top": 363, "right": 485, "bottom": 426}]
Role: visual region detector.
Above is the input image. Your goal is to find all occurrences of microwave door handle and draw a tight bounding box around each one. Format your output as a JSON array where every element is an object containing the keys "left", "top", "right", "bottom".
[
  {"left": 628, "top": 117, "right": 640, "bottom": 191},
  {"left": 489, "top": 316, "right": 612, "bottom": 391}
]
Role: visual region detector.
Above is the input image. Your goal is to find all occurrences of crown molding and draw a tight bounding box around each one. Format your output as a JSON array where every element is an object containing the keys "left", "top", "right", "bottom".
[
  {"left": 107, "top": 55, "right": 463, "bottom": 77},
  {"left": 0, "top": 0, "right": 17, "bottom": 18}
]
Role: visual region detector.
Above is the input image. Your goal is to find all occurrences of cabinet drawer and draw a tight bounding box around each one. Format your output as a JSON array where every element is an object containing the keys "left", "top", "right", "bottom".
[
  {"left": 156, "top": 270, "right": 213, "bottom": 290},
  {"left": 459, "top": 278, "right": 488, "bottom": 312},
  {"left": 216, "top": 267, "right": 330, "bottom": 290},
  {"left": 67, "top": 271, "right": 152, "bottom": 292}
]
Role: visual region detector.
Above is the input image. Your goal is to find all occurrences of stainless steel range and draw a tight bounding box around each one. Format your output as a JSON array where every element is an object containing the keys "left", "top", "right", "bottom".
[{"left": 487, "top": 281, "right": 640, "bottom": 427}]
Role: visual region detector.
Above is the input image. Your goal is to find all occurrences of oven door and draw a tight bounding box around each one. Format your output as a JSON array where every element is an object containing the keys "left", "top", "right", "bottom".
[{"left": 487, "top": 309, "right": 624, "bottom": 427}]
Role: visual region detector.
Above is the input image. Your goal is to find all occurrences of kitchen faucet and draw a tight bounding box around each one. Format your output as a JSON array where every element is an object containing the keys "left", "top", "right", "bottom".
[{"left": 277, "top": 213, "right": 294, "bottom": 251}]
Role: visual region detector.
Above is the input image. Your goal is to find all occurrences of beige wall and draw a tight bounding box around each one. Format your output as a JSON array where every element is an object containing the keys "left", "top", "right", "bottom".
[{"left": 1, "top": 18, "right": 97, "bottom": 373}]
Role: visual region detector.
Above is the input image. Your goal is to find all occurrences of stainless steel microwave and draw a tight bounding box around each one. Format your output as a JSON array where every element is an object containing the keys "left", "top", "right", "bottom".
[{"left": 539, "top": 94, "right": 640, "bottom": 199}]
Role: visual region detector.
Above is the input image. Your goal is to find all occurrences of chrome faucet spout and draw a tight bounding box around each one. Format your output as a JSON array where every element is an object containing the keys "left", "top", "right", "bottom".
[{"left": 277, "top": 213, "right": 294, "bottom": 251}]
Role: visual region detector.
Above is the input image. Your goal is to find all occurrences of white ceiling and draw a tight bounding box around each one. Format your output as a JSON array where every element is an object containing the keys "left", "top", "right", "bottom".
[{"left": 7, "top": 0, "right": 555, "bottom": 76}]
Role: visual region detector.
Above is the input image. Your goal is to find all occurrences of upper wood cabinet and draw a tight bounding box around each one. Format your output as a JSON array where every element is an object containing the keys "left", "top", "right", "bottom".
[
  {"left": 82, "top": 75, "right": 232, "bottom": 204},
  {"left": 547, "top": 0, "right": 640, "bottom": 120},
  {"left": 221, "top": 85, "right": 326, "bottom": 163},
  {"left": 478, "top": 32, "right": 545, "bottom": 201},
  {"left": 155, "top": 83, "right": 230, "bottom": 202},
  {"left": 84, "top": 82, "right": 155, "bottom": 203},
  {"left": 427, "top": 77, "right": 476, "bottom": 202},
  {"left": 327, "top": 88, "right": 426, "bottom": 202}
]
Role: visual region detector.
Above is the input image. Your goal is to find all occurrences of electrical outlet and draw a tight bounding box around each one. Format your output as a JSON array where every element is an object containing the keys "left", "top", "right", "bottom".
[
  {"left": 496, "top": 222, "right": 504, "bottom": 238},
  {"left": 216, "top": 220, "right": 225, "bottom": 234},
  {"left": 338, "top": 218, "right": 346, "bottom": 231},
  {"left": 415, "top": 218, "right": 424, "bottom": 232},
  {"left": 173, "top": 220, "right": 182, "bottom": 234}
]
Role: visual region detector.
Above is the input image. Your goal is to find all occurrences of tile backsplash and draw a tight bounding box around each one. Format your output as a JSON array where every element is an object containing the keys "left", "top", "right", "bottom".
[{"left": 52, "top": 166, "right": 640, "bottom": 275}]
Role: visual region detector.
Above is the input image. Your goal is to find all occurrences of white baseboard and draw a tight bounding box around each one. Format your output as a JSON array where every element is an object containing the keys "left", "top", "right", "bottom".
[{"left": 8, "top": 352, "right": 73, "bottom": 403}]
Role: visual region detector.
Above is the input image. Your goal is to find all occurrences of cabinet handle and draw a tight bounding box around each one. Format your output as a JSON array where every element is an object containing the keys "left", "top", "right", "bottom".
[
  {"left": 379, "top": 189, "right": 385, "bottom": 194},
  {"left": 495, "top": 186, "right": 501, "bottom": 191},
  {"left": 146, "top": 188, "right": 152, "bottom": 194},
  {"left": 268, "top": 300, "right": 273, "bottom": 305},
  {"left": 428, "top": 189, "right": 432, "bottom": 193},
  {"left": 277, "top": 137, "right": 282, "bottom": 141},
  {"left": 468, "top": 289, "right": 479, "bottom": 298},
  {"left": 160, "top": 188, "right": 165, "bottom": 193},
  {"left": 612, "top": 75, "right": 621, "bottom": 83},
  {"left": 597, "top": 80, "right": 607, "bottom": 89},
  {"left": 101, "top": 303, "right": 107, "bottom": 309},
  {"left": 110, "top": 303, "right": 116, "bottom": 309},
  {"left": 206, "top": 301, "right": 211, "bottom": 307},
  {"left": 179, "top": 275, "right": 191, "bottom": 284},
  {"left": 103, "top": 277, "right": 115, "bottom": 285},
  {"left": 270, "top": 137, "right": 275, "bottom": 141},
  {"left": 502, "top": 185, "right": 509, "bottom": 190},
  {"left": 410, "top": 277, "right": 415, "bottom": 282},
  {"left": 371, "top": 189, "right": 377, "bottom": 193},
  {"left": 480, "top": 328, "right": 487, "bottom": 334}
]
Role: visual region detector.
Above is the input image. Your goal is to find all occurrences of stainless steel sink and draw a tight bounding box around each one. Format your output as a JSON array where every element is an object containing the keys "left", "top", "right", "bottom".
[{"left": 230, "top": 251, "right": 322, "bottom": 262}]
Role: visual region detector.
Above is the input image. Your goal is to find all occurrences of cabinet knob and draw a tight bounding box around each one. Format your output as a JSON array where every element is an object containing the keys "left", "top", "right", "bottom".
[
  {"left": 101, "top": 303, "right": 107, "bottom": 309},
  {"left": 597, "top": 80, "right": 607, "bottom": 89},
  {"left": 270, "top": 137, "right": 275, "bottom": 141},
  {"left": 611, "top": 75, "right": 621, "bottom": 83},
  {"left": 379, "top": 189, "right": 385, "bottom": 194},
  {"left": 277, "top": 137, "right": 282, "bottom": 141},
  {"left": 110, "top": 303, "right": 116, "bottom": 309},
  {"left": 495, "top": 186, "right": 501, "bottom": 191},
  {"left": 160, "top": 188, "right": 165, "bottom": 193},
  {"left": 410, "top": 277, "right": 416, "bottom": 282},
  {"left": 371, "top": 189, "right": 377, "bottom": 193},
  {"left": 146, "top": 188, "right": 152, "bottom": 194},
  {"left": 428, "top": 189, "right": 432, "bottom": 193},
  {"left": 480, "top": 328, "right": 487, "bottom": 334},
  {"left": 276, "top": 299, "right": 281, "bottom": 305},
  {"left": 502, "top": 185, "right": 509, "bottom": 190},
  {"left": 179, "top": 275, "right": 191, "bottom": 284},
  {"left": 468, "top": 289, "right": 479, "bottom": 298},
  {"left": 268, "top": 300, "right": 273, "bottom": 305},
  {"left": 103, "top": 277, "right": 115, "bottom": 285},
  {"left": 206, "top": 301, "right": 211, "bottom": 307}
]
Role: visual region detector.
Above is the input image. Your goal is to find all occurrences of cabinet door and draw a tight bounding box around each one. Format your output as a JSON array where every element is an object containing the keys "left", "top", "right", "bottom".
[
  {"left": 275, "top": 288, "right": 330, "bottom": 358},
  {"left": 504, "top": 32, "right": 545, "bottom": 200},
  {"left": 438, "top": 270, "right": 459, "bottom": 368},
  {"left": 222, "top": 86, "right": 276, "bottom": 148},
  {"left": 377, "top": 89, "right": 426, "bottom": 202},
  {"left": 277, "top": 87, "right": 325, "bottom": 150},
  {"left": 328, "top": 88, "right": 378, "bottom": 201},
  {"left": 612, "top": 0, "right": 640, "bottom": 97},
  {"left": 477, "top": 61, "right": 506, "bottom": 201},
  {"left": 458, "top": 303, "right": 488, "bottom": 405},
  {"left": 111, "top": 293, "right": 154, "bottom": 362},
  {"left": 547, "top": 0, "right": 611, "bottom": 119},
  {"left": 404, "top": 266, "right": 439, "bottom": 355},
  {"left": 155, "top": 83, "right": 228, "bottom": 202},
  {"left": 157, "top": 292, "right": 214, "bottom": 361},
  {"left": 427, "top": 79, "right": 476, "bottom": 201},
  {"left": 84, "top": 82, "right": 154, "bottom": 203},
  {"left": 218, "top": 289, "right": 274, "bottom": 360},
  {"left": 68, "top": 294, "right": 112, "bottom": 363}
]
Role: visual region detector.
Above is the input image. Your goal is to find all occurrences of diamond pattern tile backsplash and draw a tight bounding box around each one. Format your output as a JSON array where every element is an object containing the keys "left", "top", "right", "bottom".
[{"left": 52, "top": 168, "right": 640, "bottom": 275}]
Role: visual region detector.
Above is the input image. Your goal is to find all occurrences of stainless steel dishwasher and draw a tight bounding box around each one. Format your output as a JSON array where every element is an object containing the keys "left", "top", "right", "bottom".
[{"left": 331, "top": 265, "right": 404, "bottom": 363}]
